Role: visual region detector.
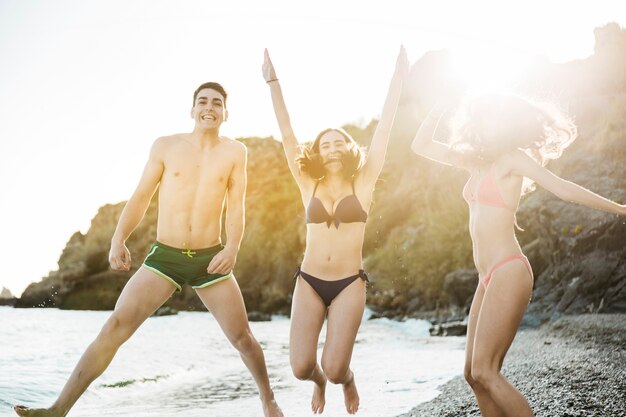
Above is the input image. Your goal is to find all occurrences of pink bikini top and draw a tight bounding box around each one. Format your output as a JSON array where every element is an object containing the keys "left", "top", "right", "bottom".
[{"left": 462, "top": 165, "right": 516, "bottom": 211}]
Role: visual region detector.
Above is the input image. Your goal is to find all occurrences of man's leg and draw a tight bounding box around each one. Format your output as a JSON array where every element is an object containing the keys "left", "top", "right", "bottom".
[
  {"left": 195, "top": 276, "right": 283, "bottom": 417},
  {"left": 15, "top": 268, "right": 176, "bottom": 417}
]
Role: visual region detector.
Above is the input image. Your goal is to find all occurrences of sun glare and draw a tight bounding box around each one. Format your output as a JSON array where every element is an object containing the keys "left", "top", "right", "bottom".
[{"left": 449, "top": 45, "right": 533, "bottom": 95}]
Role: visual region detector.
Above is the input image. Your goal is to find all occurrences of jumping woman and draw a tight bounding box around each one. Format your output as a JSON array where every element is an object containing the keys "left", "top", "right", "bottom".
[{"left": 263, "top": 47, "right": 408, "bottom": 414}]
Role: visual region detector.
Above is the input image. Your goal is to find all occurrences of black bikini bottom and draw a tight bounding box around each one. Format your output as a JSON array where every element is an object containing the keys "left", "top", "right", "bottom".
[{"left": 293, "top": 266, "right": 369, "bottom": 307}]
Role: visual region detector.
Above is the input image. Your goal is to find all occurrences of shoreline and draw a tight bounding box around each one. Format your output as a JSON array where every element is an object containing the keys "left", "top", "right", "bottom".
[
  {"left": 399, "top": 314, "right": 626, "bottom": 417},
  {"left": 1, "top": 307, "right": 460, "bottom": 417}
]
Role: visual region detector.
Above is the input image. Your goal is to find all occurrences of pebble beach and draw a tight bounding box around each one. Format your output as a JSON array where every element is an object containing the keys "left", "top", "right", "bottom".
[{"left": 400, "top": 314, "right": 626, "bottom": 417}]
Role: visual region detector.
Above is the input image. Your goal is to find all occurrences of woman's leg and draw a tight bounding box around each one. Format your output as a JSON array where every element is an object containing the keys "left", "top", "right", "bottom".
[
  {"left": 321, "top": 278, "right": 366, "bottom": 415},
  {"left": 290, "top": 276, "right": 327, "bottom": 414},
  {"left": 464, "top": 283, "right": 506, "bottom": 417},
  {"left": 15, "top": 267, "right": 176, "bottom": 417},
  {"left": 471, "top": 260, "right": 534, "bottom": 417}
]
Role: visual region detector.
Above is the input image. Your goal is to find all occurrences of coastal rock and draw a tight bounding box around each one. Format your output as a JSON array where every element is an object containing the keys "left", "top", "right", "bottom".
[
  {"left": 429, "top": 320, "right": 468, "bottom": 337},
  {"left": 526, "top": 218, "right": 626, "bottom": 317},
  {"left": 443, "top": 269, "right": 478, "bottom": 311},
  {"left": 390, "top": 294, "right": 408, "bottom": 310},
  {"left": 16, "top": 138, "right": 301, "bottom": 314},
  {"left": 0, "top": 287, "right": 13, "bottom": 299},
  {"left": 153, "top": 306, "right": 178, "bottom": 317},
  {"left": 367, "top": 290, "right": 396, "bottom": 311},
  {"left": 14, "top": 24, "right": 626, "bottom": 321},
  {"left": 247, "top": 311, "right": 272, "bottom": 322},
  {"left": 15, "top": 274, "right": 64, "bottom": 308},
  {"left": 384, "top": 21, "right": 626, "bottom": 322},
  {"left": 0, "top": 287, "right": 16, "bottom": 306},
  {"left": 16, "top": 201, "right": 156, "bottom": 310},
  {"left": 15, "top": 199, "right": 205, "bottom": 312},
  {"left": 404, "top": 296, "right": 422, "bottom": 315}
]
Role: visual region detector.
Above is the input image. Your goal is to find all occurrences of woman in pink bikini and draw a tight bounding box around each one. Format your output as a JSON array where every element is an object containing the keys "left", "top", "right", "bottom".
[
  {"left": 411, "top": 94, "right": 625, "bottom": 417},
  {"left": 262, "top": 47, "right": 408, "bottom": 414}
]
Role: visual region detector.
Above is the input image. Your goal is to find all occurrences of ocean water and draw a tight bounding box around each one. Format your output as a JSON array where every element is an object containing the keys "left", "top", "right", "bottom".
[{"left": 0, "top": 307, "right": 465, "bottom": 417}]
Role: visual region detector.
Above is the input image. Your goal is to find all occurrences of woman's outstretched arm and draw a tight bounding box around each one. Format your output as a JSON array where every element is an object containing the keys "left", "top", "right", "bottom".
[
  {"left": 359, "top": 46, "right": 409, "bottom": 184},
  {"left": 410, "top": 103, "right": 468, "bottom": 169},
  {"left": 506, "top": 150, "right": 626, "bottom": 215},
  {"left": 263, "top": 49, "right": 309, "bottom": 186}
]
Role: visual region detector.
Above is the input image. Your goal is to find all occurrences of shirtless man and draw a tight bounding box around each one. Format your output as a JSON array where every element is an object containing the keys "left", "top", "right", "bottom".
[{"left": 14, "top": 82, "right": 283, "bottom": 417}]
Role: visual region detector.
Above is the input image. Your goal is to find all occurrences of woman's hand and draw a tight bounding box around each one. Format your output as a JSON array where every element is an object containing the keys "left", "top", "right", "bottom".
[
  {"left": 263, "top": 48, "right": 278, "bottom": 83},
  {"left": 394, "top": 45, "right": 409, "bottom": 79}
]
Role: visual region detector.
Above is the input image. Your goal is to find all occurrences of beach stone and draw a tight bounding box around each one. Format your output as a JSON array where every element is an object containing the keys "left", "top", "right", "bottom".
[
  {"left": 368, "top": 312, "right": 382, "bottom": 320},
  {"left": 247, "top": 311, "right": 271, "bottom": 322},
  {"left": 520, "top": 312, "right": 551, "bottom": 329},
  {"left": 152, "top": 306, "right": 178, "bottom": 317},
  {"left": 429, "top": 320, "right": 467, "bottom": 337},
  {"left": 402, "top": 314, "right": 626, "bottom": 417},
  {"left": 429, "top": 324, "right": 443, "bottom": 336}
]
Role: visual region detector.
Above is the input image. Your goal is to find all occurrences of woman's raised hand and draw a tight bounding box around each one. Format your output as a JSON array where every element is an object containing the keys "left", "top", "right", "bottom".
[
  {"left": 395, "top": 45, "right": 409, "bottom": 79},
  {"left": 263, "top": 48, "right": 278, "bottom": 83}
]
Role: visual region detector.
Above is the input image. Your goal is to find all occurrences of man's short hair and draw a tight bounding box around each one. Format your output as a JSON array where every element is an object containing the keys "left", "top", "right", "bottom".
[{"left": 193, "top": 82, "right": 227, "bottom": 107}]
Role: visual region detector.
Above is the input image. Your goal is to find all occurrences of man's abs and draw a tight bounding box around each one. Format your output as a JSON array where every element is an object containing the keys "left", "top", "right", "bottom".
[{"left": 154, "top": 136, "right": 234, "bottom": 248}]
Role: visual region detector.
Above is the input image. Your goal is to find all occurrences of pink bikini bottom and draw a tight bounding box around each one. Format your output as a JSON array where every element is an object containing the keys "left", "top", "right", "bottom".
[{"left": 480, "top": 254, "right": 533, "bottom": 288}]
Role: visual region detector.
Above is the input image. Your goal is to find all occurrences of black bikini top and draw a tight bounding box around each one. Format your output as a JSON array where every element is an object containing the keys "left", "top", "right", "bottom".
[{"left": 306, "top": 179, "right": 368, "bottom": 228}]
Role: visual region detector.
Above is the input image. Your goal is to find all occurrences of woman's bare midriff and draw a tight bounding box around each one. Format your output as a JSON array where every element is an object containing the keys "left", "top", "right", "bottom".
[
  {"left": 300, "top": 223, "right": 366, "bottom": 280},
  {"left": 468, "top": 205, "right": 524, "bottom": 277}
]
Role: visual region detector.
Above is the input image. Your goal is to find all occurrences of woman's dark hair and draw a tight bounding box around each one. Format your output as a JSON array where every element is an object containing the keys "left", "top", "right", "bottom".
[{"left": 296, "top": 128, "right": 365, "bottom": 179}]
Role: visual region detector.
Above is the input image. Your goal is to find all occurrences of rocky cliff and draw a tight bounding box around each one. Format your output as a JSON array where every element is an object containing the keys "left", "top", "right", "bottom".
[
  {"left": 16, "top": 139, "right": 303, "bottom": 314},
  {"left": 17, "top": 24, "right": 626, "bottom": 321},
  {"left": 365, "top": 23, "right": 626, "bottom": 322}
]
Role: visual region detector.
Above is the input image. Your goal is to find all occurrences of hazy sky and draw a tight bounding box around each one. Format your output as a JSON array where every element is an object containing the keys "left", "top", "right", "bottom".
[{"left": 1, "top": 0, "right": 624, "bottom": 296}]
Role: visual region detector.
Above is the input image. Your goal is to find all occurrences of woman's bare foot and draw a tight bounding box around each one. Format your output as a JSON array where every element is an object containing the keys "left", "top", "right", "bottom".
[
  {"left": 311, "top": 375, "right": 327, "bottom": 414},
  {"left": 14, "top": 406, "right": 63, "bottom": 417},
  {"left": 343, "top": 374, "right": 360, "bottom": 414},
  {"left": 261, "top": 394, "right": 284, "bottom": 417}
]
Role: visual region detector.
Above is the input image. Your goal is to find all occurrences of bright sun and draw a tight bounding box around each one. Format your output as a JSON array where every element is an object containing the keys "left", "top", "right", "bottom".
[{"left": 449, "top": 44, "right": 534, "bottom": 95}]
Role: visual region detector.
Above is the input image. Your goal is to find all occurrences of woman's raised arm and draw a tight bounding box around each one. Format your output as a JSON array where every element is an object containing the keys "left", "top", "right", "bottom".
[
  {"left": 410, "top": 102, "right": 468, "bottom": 169},
  {"left": 359, "top": 46, "right": 409, "bottom": 185},
  {"left": 263, "top": 49, "right": 309, "bottom": 186}
]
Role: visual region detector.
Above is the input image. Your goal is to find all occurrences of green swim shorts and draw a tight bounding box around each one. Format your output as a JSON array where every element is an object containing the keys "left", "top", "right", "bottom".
[{"left": 142, "top": 241, "right": 233, "bottom": 292}]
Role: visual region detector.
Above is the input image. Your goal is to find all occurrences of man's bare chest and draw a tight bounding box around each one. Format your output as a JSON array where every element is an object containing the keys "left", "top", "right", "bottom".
[{"left": 162, "top": 151, "right": 234, "bottom": 185}]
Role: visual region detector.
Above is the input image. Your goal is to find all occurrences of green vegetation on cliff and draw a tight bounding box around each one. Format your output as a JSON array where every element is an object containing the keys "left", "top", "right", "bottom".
[{"left": 18, "top": 23, "right": 626, "bottom": 316}]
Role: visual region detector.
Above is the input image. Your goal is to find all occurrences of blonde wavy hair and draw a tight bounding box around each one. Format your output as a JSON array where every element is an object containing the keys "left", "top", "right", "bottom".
[{"left": 450, "top": 94, "right": 578, "bottom": 193}]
